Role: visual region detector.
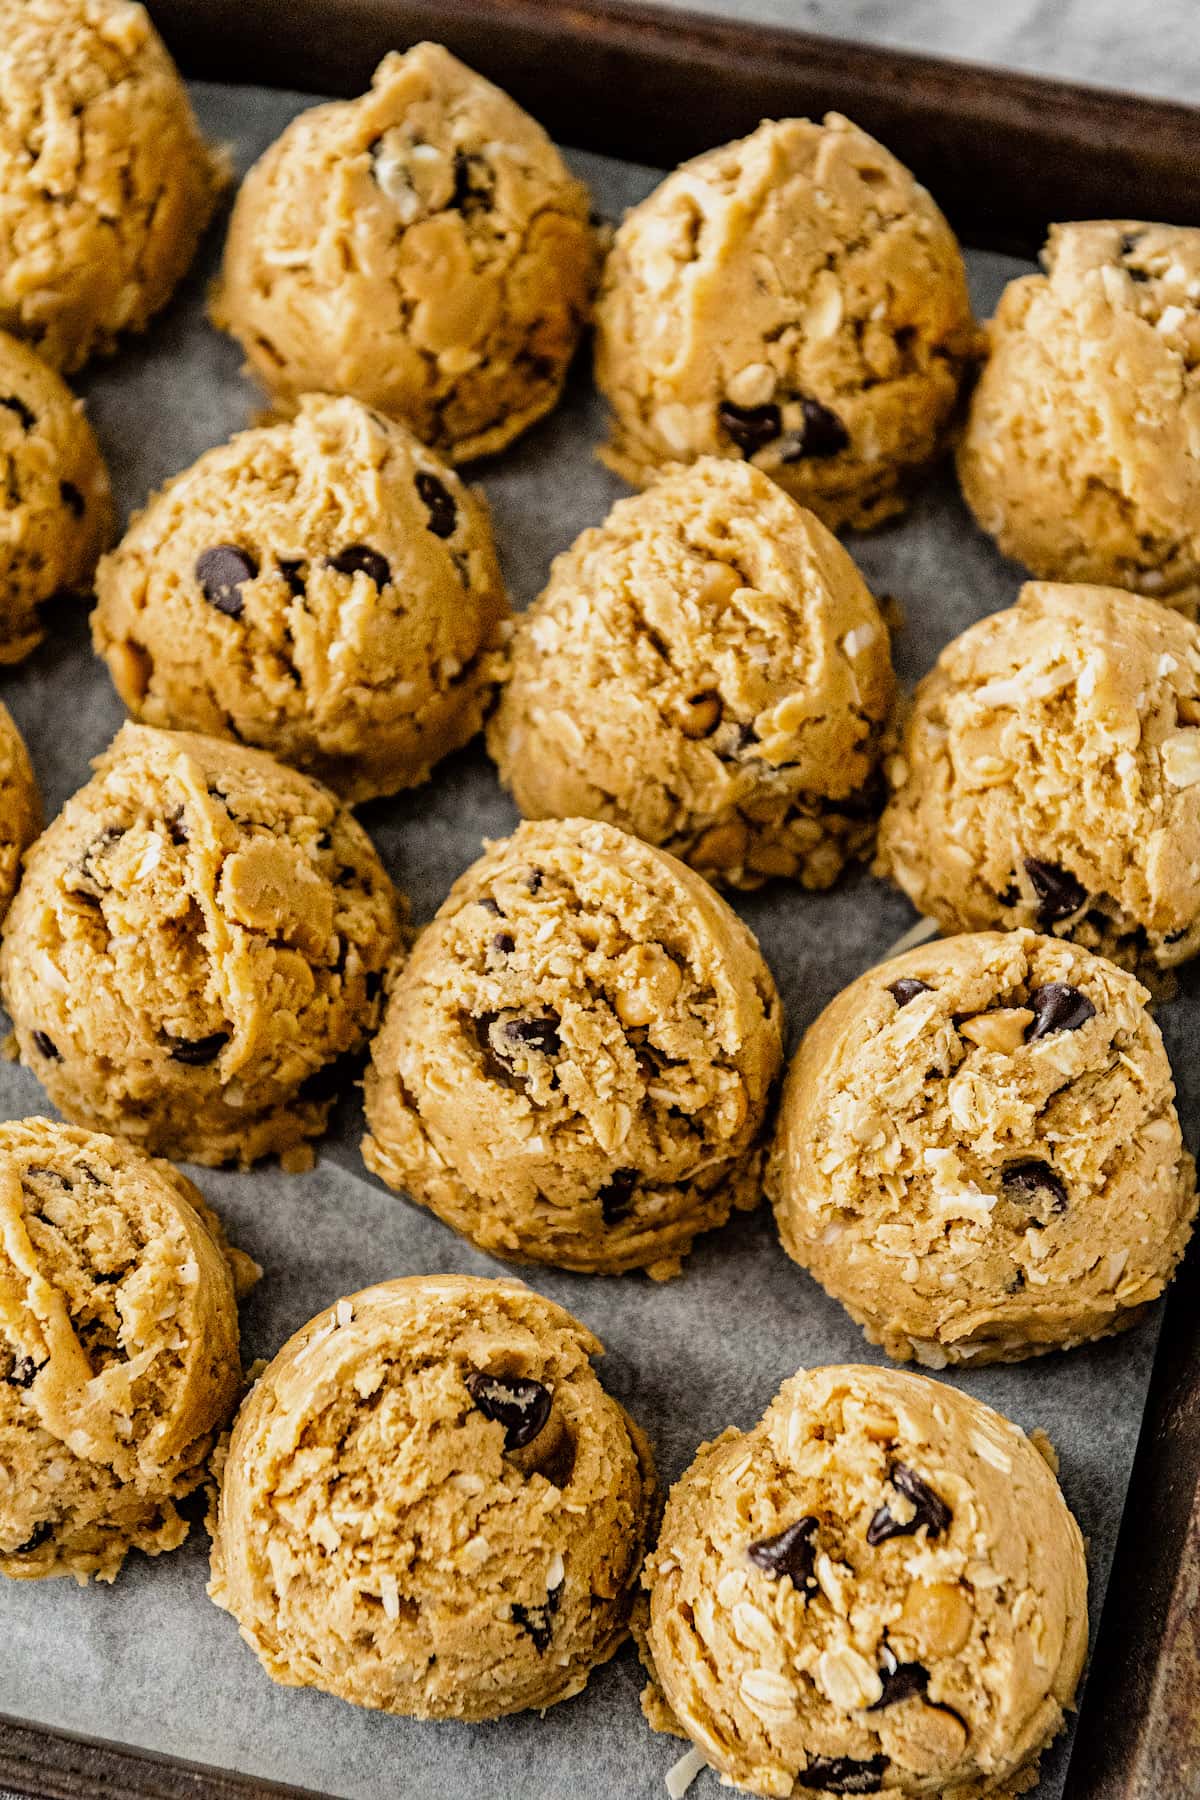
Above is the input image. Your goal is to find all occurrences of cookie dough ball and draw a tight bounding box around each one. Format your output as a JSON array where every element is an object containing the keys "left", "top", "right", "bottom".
[
  {"left": 0, "top": 0, "right": 224, "bottom": 372},
  {"left": 363, "top": 818, "right": 783, "bottom": 1278},
  {"left": 488, "top": 460, "right": 894, "bottom": 890},
  {"left": 594, "top": 114, "right": 978, "bottom": 532},
  {"left": 93, "top": 396, "right": 508, "bottom": 802},
  {"left": 212, "top": 44, "right": 597, "bottom": 462},
  {"left": 877, "top": 582, "right": 1200, "bottom": 972},
  {"left": 209, "top": 1274, "right": 655, "bottom": 1718},
  {"left": 959, "top": 223, "right": 1200, "bottom": 610},
  {"left": 0, "top": 702, "right": 40, "bottom": 923},
  {"left": 0, "top": 331, "right": 114, "bottom": 662},
  {"left": 642, "top": 1364, "right": 1087, "bottom": 1799},
  {"left": 0, "top": 724, "right": 403, "bottom": 1167},
  {"left": 0, "top": 1117, "right": 258, "bottom": 1583},
  {"left": 767, "top": 930, "right": 1196, "bottom": 1366}
]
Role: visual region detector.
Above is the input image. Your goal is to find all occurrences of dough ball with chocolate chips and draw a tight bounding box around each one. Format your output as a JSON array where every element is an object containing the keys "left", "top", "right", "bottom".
[
  {"left": 209, "top": 1274, "right": 655, "bottom": 1718},
  {"left": 959, "top": 223, "right": 1200, "bottom": 611},
  {"left": 0, "top": 724, "right": 403, "bottom": 1168},
  {"left": 92, "top": 395, "right": 508, "bottom": 802},
  {"left": 362, "top": 817, "right": 783, "bottom": 1278},
  {"left": 212, "top": 43, "right": 597, "bottom": 462},
  {"left": 877, "top": 582, "right": 1200, "bottom": 973},
  {"left": 488, "top": 459, "right": 894, "bottom": 890},
  {"left": 0, "top": 331, "right": 114, "bottom": 663},
  {"left": 594, "top": 114, "right": 979, "bottom": 531},
  {"left": 0, "top": 1116, "right": 258, "bottom": 1584},
  {"left": 0, "top": 702, "right": 41, "bottom": 925},
  {"left": 767, "top": 930, "right": 1196, "bottom": 1365},
  {"left": 641, "top": 1364, "right": 1087, "bottom": 1800},
  {"left": 0, "top": 0, "right": 225, "bottom": 372}
]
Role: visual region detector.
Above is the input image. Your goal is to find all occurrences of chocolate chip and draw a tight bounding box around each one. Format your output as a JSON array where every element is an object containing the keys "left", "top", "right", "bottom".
[
  {"left": 166, "top": 1031, "right": 229, "bottom": 1066},
  {"left": 998, "top": 884, "right": 1019, "bottom": 907},
  {"left": 465, "top": 1370, "right": 552, "bottom": 1449},
  {"left": 166, "top": 807, "right": 188, "bottom": 845},
  {"left": 866, "top": 1463, "right": 951, "bottom": 1547},
  {"left": 598, "top": 1168, "right": 637, "bottom": 1224},
  {"left": 4, "top": 1354, "right": 46, "bottom": 1389},
  {"left": 870, "top": 1645, "right": 929, "bottom": 1709},
  {"left": 196, "top": 545, "right": 257, "bottom": 619},
  {"left": 297, "top": 1049, "right": 363, "bottom": 1104},
  {"left": 59, "top": 480, "right": 85, "bottom": 518},
  {"left": 1026, "top": 983, "right": 1096, "bottom": 1040},
  {"left": 797, "top": 1756, "right": 888, "bottom": 1794},
  {"left": 12, "top": 1521, "right": 52, "bottom": 1555},
  {"left": 452, "top": 149, "right": 495, "bottom": 212},
  {"left": 31, "top": 1031, "right": 59, "bottom": 1061},
  {"left": 717, "top": 400, "right": 782, "bottom": 456},
  {"left": 887, "top": 978, "right": 931, "bottom": 1008},
  {"left": 778, "top": 395, "right": 851, "bottom": 461},
  {"left": 1001, "top": 1159, "right": 1067, "bottom": 1215},
  {"left": 491, "top": 931, "right": 515, "bottom": 955},
  {"left": 525, "top": 870, "right": 544, "bottom": 893},
  {"left": 478, "top": 896, "right": 502, "bottom": 916},
  {"left": 746, "top": 1516, "right": 819, "bottom": 1592},
  {"left": 512, "top": 1580, "right": 561, "bottom": 1653},
  {"left": 414, "top": 469, "right": 458, "bottom": 538},
  {"left": 0, "top": 395, "right": 34, "bottom": 430},
  {"left": 326, "top": 545, "right": 391, "bottom": 587},
  {"left": 1121, "top": 231, "right": 1145, "bottom": 257},
  {"left": 500, "top": 1017, "right": 560, "bottom": 1057},
  {"left": 1023, "top": 857, "right": 1087, "bottom": 925},
  {"left": 277, "top": 558, "right": 306, "bottom": 597}
]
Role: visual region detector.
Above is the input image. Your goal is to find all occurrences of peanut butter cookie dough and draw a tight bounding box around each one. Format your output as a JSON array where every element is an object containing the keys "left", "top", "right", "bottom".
[
  {"left": 92, "top": 396, "right": 508, "bottom": 802},
  {"left": 488, "top": 459, "right": 894, "bottom": 890},
  {"left": 959, "top": 222, "right": 1200, "bottom": 610},
  {"left": 362, "top": 818, "right": 783, "bottom": 1277},
  {"left": 212, "top": 44, "right": 597, "bottom": 462},
  {"left": 642, "top": 1364, "right": 1088, "bottom": 1800},
  {"left": 1, "top": 1117, "right": 258, "bottom": 1584},
  {"left": 594, "top": 114, "right": 978, "bottom": 532},
  {"left": 0, "top": 703, "right": 40, "bottom": 925},
  {"left": 209, "top": 1274, "right": 655, "bottom": 1719},
  {"left": 0, "top": 725, "right": 403, "bottom": 1168},
  {"left": 0, "top": 0, "right": 224, "bottom": 372},
  {"left": 766, "top": 931, "right": 1196, "bottom": 1366},
  {"left": 877, "top": 582, "right": 1200, "bottom": 972}
]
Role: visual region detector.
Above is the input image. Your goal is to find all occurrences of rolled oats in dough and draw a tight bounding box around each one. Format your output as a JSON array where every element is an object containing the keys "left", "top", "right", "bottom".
[
  {"left": 0, "top": 724, "right": 403, "bottom": 1168},
  {"left": 641, "top": 1363, "right": 1088, "bottom": 1800},
  {"left": 594, "top": 114, "right": 979, "bottom": 531},
  {"left": 876, "top": 582, "right": 1200, "bottom": 972},
  {"left": 0, "top": 329, "right": 114, "bottom": 664},
  {"left": 766, "top": 930, "right": 1197, "bottom": 1366},
  {"left": 0, "top": 0, "right": 224, "bottom": 372},
  {"left": 92, "top": 395, "right": 509, "bottom": 803},
  {"left": 212, "top": 43, "right": 597, "bottom": 462},
  {"left": 959, "top": 222, "right": 1200, "bottom": 610},
  {"left": 362, "top": 817, "right": 784, "bottom": 1278},
  {"left": 0, "top": 1116, "right": 258, "bottom": 1584},
  {"left": 0, "top": 702, "right": 41, "bottom": 925},
  {"left": 208, "top": 1273, "right": 656, "bottom": 1719},
  {"left": 488, "top": 458, "right": 894, "bottom": 890}
]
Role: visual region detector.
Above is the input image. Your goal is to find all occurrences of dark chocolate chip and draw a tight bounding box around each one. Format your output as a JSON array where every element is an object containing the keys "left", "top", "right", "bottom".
[
  {"left": 452, "top": 148, "right": 495, "bottom": 212},
  {"left": 30, "top": 1031, "right": 59, "bottom": 1061},
  {"left": 297, "top": 1049, "right": 363, "bottom": 1104},
  {"left": 415, "top": 468, "right": 458, "bottom": 538},
  {"left": 326, "top": 544, "right": 391, "bottom": 587},
  {"left": 166, "top": 807, "right": 188, "bottom": 845},
  {"left": 500, "top": 1016, "right": 560, "bottom": 1057},
  {"left": 866, "top": 1462, "right": 952, "bottom": 1546},
  {"left": 12, "top": 1521, "right": 53, "bottom": 1555},
  {"left": 887, "top": 978, "right": 931, "bottom": 1008},
  {"left": 277, "top": 558, "right": 306, "bottom": 597},
  {"left": 4, "top": 1354, "right": 46, "bottom": 1389},
  {"left": 1026, "top": 983, "right": 1096, "bottom": 1040},
  {"left": 1023, "top": 857, "right": 1087, "bottom": 925},
  {"left": 870, "top": 1645, "right": 930, "bottom": 1709},
  {"left": 166, "top": 1031, "right": 229, "bottom": 1066},
  {"left": 778, "top": 395, "right": 851, "bottom": 461},
  {"left": 746, "top": 1516, "right": 819, "bottom": 1592},
  {"left": 512, "top": 1580, "right": 561, "bottom": 1653},
  {"left": 0, "top": 395, "right": 35, "bottom": 431},
  {"left": 196, "top": 545, "right": 257, "bottom": 619},
  {"left": 59, "top": 480, "right": 85, "bottom": 518},
  {"left": 797, "top": 1755, "right": 888, "bottom": 1794},
  {"left": 465, "top": 1370, "right": 552, "bottom": 1449},
  {"left": 997, "top": 884, "right": 1019, "bottom": 907},
  {"left": 525, "top": 869, "right": 544, "bottom": 893},
  {"left": 479, "top": 896, "right": 502, "bottom": 916},
  {"left": 717, "top": 400, "right": 782, "bottom": 456},
  {"left": 1001, "top": 1159, "right": 1067, "bottom": 1215},
  {"left": 597, "top": 1167, "right": 637, "bottom": 1225},
  {"left": 491, "top": 931, "right": 516, "bottom": 955}
]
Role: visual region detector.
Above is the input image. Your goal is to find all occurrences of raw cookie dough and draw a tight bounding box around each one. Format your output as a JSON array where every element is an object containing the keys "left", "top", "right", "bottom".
[
  {"left": 594, "top": 114, "right": 978, "bottom": 531},
  {"left": 766, "top": 930, "right": 1197, "bottom": 1365},
  {"left": 209, "top": 1273, "right": 655, "bottom": 1718},
  {"left": 488, "top": 459, "right": 894, "bottom": 890},
  {"left": 876, "top": 582, "right": 1200, "bottom": 972},
  {"left": 0, "top": 1116, "right": 258, "bottom": 1583},
  {"left": 0, "top": 329, "right": 114, "bottom": 663},
  {"left": 92, "top": 395, "right": 509, "bottom": 802},
  {"left": 642, "top": 1363, "right": 1088, "bottom": 1800},
  {"left": 959, "top": 222, "right": 1200, "bottom": 610},
  {"left": 0, "top": 0, "right": 224, "bottom": 372},
  {"left": 362, "top": 817, "right": 783, "bottom": 1277},
  {"left": 0, "top": 724, "right": 403, "bottom": 1168},
  {"left": 212, "top": 43, "right": 597, "bottom": 462},
  {"left": 0, "top": 702, "right": 41, "bottom": 924}
]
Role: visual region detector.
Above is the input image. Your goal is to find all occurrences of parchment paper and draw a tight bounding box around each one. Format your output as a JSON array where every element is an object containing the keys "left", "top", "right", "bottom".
[{"left": 0, "top": 81, "right": 1193, "bottom": 1800}]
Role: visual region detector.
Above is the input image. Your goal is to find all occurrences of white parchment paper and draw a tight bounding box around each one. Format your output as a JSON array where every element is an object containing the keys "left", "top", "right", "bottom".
[{"left": 0, "top": 81, "right": 1192, "bottom": 1800}]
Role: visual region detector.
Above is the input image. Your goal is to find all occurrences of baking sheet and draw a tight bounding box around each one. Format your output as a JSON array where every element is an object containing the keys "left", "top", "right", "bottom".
[{"left": 0, "top": 79, "right": 1192, "bottom": 1800}]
